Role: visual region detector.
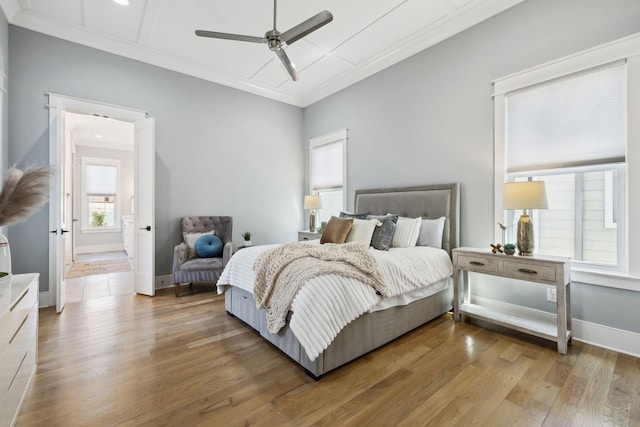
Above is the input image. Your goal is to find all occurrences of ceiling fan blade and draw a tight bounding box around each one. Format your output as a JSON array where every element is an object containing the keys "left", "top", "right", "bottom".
[
  {"left": 195, "top": 30, "right": 265, "bottom": 44},
  {"left": 272, "top": 49, "right": 299, "bottom": 81},
  {"left": 280, "top": 10, "right": 333, "bottom": 45}
]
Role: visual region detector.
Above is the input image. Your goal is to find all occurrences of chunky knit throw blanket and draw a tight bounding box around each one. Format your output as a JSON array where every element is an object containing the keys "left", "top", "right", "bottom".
[{"left": 253, "top": 241, "right": 386, "bottom": 334}]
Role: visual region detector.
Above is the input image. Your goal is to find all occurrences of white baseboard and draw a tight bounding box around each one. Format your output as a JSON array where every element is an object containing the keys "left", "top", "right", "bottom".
[
  {"left": 472, "top": 296, "right": 640, "bottom": 358},
  {"left": 155, "top": 274, "right": 173, "bottom": 290},
  {"left": 75, "top": 243, "right": 124, "bottom": 254},
  {"left": 39, "top": 291, "right": 50, "bottom": 308}
]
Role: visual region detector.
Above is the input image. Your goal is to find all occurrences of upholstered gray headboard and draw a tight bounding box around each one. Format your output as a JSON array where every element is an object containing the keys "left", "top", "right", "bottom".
[{"left": 354, "top": 183, "right": 460, "bottom": 257}]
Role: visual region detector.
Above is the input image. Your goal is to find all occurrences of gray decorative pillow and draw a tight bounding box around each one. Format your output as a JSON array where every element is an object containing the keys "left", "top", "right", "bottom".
[
  {"left": 366, "top": 214, "right": 398, "bottom": 250},
  {"left": 339, "top": 211, "right": 369, "bottom": 220}
]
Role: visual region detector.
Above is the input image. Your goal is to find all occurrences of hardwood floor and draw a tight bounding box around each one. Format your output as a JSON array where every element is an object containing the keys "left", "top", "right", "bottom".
[{"left": 17, "top": 288, "right": 640, "bottom": 426}]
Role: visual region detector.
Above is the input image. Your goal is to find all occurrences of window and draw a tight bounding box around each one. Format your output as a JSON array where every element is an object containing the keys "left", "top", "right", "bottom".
[
  {"left": 507, "top": 165, "right": 625, "bottom": 270},
  {"left": 493, "top": 36, "right": 640, "bottom": 284},
  {"left": 502, "top": 62, "right": 626, "bottom": 272},
  {"left": 309, "top": 130, "right": 347, "bottom": 226},
  {"left": 82, "top": 157, "right": 121, "bottom": 231}
]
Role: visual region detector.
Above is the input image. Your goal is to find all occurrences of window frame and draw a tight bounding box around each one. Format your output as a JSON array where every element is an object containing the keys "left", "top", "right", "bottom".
[
  {"left": 308, "top": 129, "right": 348, "bottom": 226},
  {"left": 505, "top": 163, "right": 626, "bottom": 274},
  {"left": 81, "top": 156, "right": 121, "bottom": 233},
  {"left": 493, "top": 32, "right": 640, "bottom": 290}
]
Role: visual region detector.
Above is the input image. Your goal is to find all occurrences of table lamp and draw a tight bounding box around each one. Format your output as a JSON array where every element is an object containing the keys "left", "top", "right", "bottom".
[
  {"left": 503, "top": 181, "right": 548, "bottom": 256},
  {"left": 304, "top": 195, "right": 322, "bottom": 232}
]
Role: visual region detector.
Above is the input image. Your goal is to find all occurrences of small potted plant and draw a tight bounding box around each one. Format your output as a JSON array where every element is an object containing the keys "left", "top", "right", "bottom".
[
  {"left": 241, "top": 231, "right": 252, "bottom": 247},
  {"left": 503, "top": 243, "right": 516, "bottom": 255}
]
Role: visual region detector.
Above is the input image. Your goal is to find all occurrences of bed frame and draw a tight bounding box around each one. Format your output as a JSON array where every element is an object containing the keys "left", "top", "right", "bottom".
[{"left": 224, "top": 183, "right": 460, "bottom": 379}]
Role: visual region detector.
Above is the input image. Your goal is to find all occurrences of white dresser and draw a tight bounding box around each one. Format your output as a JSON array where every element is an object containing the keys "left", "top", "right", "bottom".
[{"left": 0, "top": 273, "right": 39, "bottom": 427}]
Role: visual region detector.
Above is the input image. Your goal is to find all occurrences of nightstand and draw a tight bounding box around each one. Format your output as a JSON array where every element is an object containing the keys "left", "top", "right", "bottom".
[
  {"left": 452, "top": 247, "right": 572, "bottom": 354},
  {"left": 298, "top": 231, "right": 321, "bottom": 241}
]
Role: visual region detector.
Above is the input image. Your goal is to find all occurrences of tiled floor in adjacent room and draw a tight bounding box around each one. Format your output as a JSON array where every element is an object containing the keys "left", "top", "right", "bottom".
[{"left": 64, "top": 251, "right": 134, "bottom": 303}]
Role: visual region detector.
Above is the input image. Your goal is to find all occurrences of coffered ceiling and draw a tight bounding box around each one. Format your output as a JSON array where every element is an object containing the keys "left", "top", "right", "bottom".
[{"left": 1, "top": 0, "right": 523, "bottom": 107}]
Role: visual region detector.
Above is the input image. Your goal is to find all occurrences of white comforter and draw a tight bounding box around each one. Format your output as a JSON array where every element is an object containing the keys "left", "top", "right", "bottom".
[{"left": 217, "top": 242, "right": 453, "bottom": 361}]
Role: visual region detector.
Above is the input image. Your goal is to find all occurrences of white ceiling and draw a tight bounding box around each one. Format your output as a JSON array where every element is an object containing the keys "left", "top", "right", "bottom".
[
  {"left": 64, "top": 111, "right": 134, "bottom": 151},
  {"left": 1, "top": 0, "right": 523, "bottom": 107}
]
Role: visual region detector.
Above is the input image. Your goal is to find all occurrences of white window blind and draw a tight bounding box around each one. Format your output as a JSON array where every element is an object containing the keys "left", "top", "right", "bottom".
[
  {"left": 311, "top": 141, "right": 343, "bottom": 191},
  {"left": 86, "top": 164, "right": 117, "bottom": 194},
  {"left": 506, "top": 61, "right": 626, "bottom": 173}
]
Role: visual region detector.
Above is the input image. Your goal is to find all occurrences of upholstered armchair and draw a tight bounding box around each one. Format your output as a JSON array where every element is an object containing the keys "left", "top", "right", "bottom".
[{"left": 173, "top": 216, "right": 233, "bottom": 296}]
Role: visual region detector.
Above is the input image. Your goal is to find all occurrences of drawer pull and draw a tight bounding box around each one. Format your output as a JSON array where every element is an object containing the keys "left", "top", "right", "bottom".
[
  {"left": 470, "top": 261, "right": 485, "bottom": 266},
  {"left": 518, "top": 268, "right": 538, "bottom": 275}
]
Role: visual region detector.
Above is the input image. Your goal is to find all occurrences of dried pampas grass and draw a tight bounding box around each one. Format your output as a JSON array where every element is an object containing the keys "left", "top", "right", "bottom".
[{"left": 0, "top": 166, "right": 54, "bottom": 227}]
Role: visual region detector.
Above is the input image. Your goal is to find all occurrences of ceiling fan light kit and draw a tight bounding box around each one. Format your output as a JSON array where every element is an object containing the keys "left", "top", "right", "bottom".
[{"left": 196, "top": 0, "right": 333, "bottom": 81}]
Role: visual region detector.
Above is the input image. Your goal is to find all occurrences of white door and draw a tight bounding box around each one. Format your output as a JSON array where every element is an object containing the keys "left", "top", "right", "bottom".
[
  {"left": 134, "top": 118, "right": 155, "bottom": 296},
  {"left": 48, "top": 110, "right": 67, "bottom": 313}
]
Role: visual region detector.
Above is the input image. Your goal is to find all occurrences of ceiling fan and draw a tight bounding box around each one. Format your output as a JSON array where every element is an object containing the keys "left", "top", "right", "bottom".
[{"left": 195, "top": 0, "right": 333, "bottom": 81}]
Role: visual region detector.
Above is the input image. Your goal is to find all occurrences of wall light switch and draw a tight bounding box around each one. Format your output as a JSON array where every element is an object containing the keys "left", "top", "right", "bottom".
[{"left": 547, "top": 288, "right": 557, "bottom": 303}]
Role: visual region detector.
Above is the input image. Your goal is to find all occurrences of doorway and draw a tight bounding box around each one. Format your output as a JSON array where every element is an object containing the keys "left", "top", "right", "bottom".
[
  {"left": 48, "top": 93, "right": 156, "bottom": 313},
  {"left": 63, "top": 112, "right": 136, "bottom": 302}
]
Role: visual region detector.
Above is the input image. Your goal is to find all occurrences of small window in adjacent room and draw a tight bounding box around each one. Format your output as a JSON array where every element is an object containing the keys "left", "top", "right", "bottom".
[
  {"left": 309, "top": 130, "right": 347, "bottom": 225},
  {"left": 82, "top": 158, "right": 121, "bottom": 231}
]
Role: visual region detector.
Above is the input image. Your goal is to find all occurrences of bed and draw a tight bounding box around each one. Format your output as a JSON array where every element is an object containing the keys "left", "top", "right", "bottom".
[{"left": 218, "top": 183, "right": 460, "bottom": 379}]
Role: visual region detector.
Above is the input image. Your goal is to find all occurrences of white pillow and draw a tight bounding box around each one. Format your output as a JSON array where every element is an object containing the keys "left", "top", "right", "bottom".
[
  {"left": 416, "top": 217, "right": 446, "bottom": 248},
  {"left": 391, "top": 217, "right": 422, "bottom": 248},
  {"left": 183, "top": 230, "right": 215, "bottom": 258},
  {"left": 346, "top": 219, "right": 378, "bottom": 245}
]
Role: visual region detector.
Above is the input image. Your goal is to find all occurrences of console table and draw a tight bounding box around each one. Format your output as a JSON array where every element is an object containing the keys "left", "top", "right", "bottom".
[
  {"left": 452, "top": 248, "right": 572, "bottom": 354},
  {"left": 0, "top": 273, "right": 39, "bottom": 427}
]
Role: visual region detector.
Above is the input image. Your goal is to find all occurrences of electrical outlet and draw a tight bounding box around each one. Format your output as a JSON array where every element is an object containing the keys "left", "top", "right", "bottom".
[{"left": 547, "top": 288, "right": 557, "bottom": 303}]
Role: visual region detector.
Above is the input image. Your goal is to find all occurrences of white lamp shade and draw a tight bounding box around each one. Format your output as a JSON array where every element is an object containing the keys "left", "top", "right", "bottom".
[
  {"left": 304, "top": 195, "right": 322, "bottom": 209},
  {"left": 503, "top": 181, "right": 548, "bottom": 210}
]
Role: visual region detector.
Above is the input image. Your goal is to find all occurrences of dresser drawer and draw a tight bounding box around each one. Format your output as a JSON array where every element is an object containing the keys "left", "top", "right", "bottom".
[
  {"left": 456, "top": 255, "right": 499, "bottom": 273},
  {"left": 2, "top": 279, "right": 37, "bottom": 345},
  {"left": 502, "top": 260, "right": 557, "bottom": 282}
]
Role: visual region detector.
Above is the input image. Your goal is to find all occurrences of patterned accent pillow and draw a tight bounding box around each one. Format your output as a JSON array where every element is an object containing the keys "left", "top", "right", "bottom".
[
  {"left": 183, "top": 230, "right": 215, "bottom": 258},
  {"left": 320, "top": 217, "right": 354, "bottom": 244},
  {"left": 391, "top": 217, "right": 422, "bottom": 248},
  {"left": 366, "top": 214, "right": 398, "bottom": 250}
]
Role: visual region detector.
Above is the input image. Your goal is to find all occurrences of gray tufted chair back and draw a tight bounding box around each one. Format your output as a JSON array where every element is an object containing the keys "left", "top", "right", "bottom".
[{"left": 180, "top": 216, "right": 233, "bottom": 245}]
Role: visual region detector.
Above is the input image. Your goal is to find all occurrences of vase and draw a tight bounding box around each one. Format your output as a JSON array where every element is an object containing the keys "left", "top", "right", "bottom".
[
  {"left": 244, "top": 240, "right": 252, "bottom": 247},
  {"left": 0, "top": 232, "right": 11, "bottom": 283}
]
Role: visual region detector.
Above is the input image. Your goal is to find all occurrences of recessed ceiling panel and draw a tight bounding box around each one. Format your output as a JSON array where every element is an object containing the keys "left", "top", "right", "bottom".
[
  {"left": 25, "top": 0, "right": 84, "bottom": 25},
  {"left": 276, "top": 0, "right": 406, "bottom": 52},
  {"left": 279, "top": 55, "right": 353, "bottom": 96},
  {"left": 447, "top": 0, "right": 477, "bottom": 10},
  {"left": 252, "top": 40, "right": 327, "bottom": 87},
  {"left": 334, "top": 0, "right": 452, "bottom": 65},
  {"left": 89, "top": 0, "right": 147, "bottom": 42},
  {"left": 147, "top": 0, "right": 273, "bottom": 77}
]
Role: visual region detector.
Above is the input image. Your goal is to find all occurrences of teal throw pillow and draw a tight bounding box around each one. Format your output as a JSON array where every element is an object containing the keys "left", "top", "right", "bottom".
[{"left": 195, "top": 234, "right": 223, "bottom": 258}]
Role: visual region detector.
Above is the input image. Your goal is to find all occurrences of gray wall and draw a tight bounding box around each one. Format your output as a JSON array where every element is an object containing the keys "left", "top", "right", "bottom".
[
  {"left": 303, "top": 0, "right": 640, "bottom": 333},
  {"left": 8, "top": 26, "right": 304, "bottom": 291}
]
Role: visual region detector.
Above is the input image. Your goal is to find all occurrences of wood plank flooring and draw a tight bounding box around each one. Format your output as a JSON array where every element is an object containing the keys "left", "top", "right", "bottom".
[{"left": 16, "top": 287, "right": 640, "bottom": 426}]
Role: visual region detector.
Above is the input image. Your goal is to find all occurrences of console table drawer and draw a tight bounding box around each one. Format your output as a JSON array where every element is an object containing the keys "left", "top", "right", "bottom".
[
  {"left": 502, "top": 260, "right": 557, "bottom": 282},
  {"left": 456, "top": 255, "right": 499, "bottom": 273}
]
